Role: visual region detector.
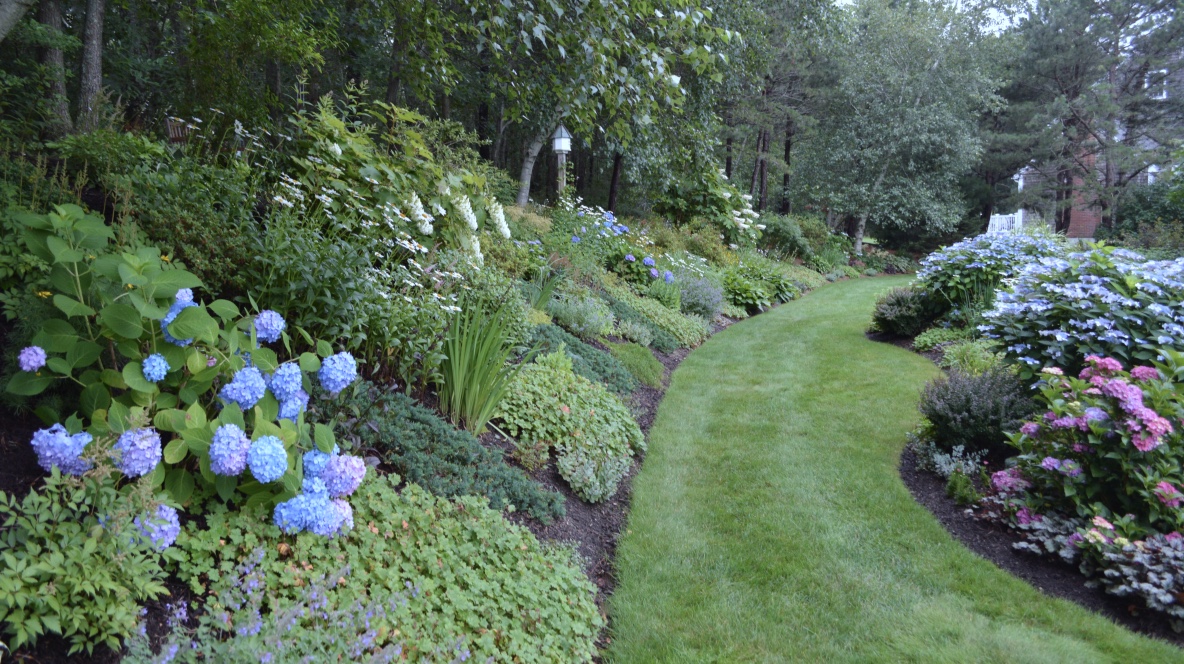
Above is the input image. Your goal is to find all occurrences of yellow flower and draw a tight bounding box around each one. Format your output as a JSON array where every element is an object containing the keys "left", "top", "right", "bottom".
[
  {"left": 161, "top": 255, "right": 171, "bottom": 263},
  {"left": 36, "top": 290, "right": 52, "bottom": 298}
]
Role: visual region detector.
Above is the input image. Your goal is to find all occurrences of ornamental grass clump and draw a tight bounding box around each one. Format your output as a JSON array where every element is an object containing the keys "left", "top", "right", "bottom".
[
  {"left": 982, "top": 244, "right": 1184, "bottom": 376},
  {"left": 435, "top": 296, "right": 528, "bottom": 433},
  {"left": 1006, "top": 355, "right": 1184, "bottom": 537}
]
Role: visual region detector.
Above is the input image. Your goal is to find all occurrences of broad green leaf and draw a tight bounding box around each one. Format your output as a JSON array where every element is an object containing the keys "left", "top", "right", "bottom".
[
  {"left": 100, "top": 368, "right": 128, "bottom": 389},
  {"left": 99, "top": 304, "right": 144, "bottom": 339},
  {"left": 32, "top": 319, "right": 79, "bottom": 352},
  {"left": 167, "top": 306, "right": 217, "bottom": 343},
  {"left": 164, "top": 468, "right": 195, "bottom": 503},
  {"left": 163, "top": 437, "right": 188, "bottom": 464},
  {"left": 46, "top": 357, "right": 72, "bottom": 376},
  {"left": 66, "top": 341, "right": 102, "bottom": 370},
  {"left": 53, "top": 294, "right": 95, "bottom": 318},
  {"left": 45, "top": 235, "right": 84, "bottom": 263},
  {"left": 298, "top": 352, "right": 321, "bottom": 373},
  {"left": 108, "top": 401, "right": 131, "bottom": 433},
  {"left": 6, "top": 371, "right": 53, "bottom": 396},
  {"left": 122, "top": 362, "right": 158, "bottom": 394},
  {"left": 79, "top": 383, "right": 110, "bottom": 416},
  {"left": 207, "top": 299, "right": 240, "bottom": 321},
  {"left": 153, "top": 409, "right": 188, "bottom": 433},
  {"left": 215, "top": 475, "right": 238, "bottom": 501},
  {"left": 316, "top": 339, "right": 333, "bottom": 358},
  {"left": 314, "top": 423, "right": 336, "bottom": 453}
]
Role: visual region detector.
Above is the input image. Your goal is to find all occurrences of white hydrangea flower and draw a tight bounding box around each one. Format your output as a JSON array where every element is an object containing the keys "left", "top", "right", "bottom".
[
  {"left": 454, "top": 195, "right": 478, "bottom": 232},
  {"left": 489, "top": 200, "right": 511, "bottom": 239}
]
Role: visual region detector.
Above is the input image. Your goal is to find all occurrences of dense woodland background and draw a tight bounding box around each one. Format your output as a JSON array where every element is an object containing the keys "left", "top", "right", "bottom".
[{"left": 0, "top": 0, "right": 1182, "bottom": 252}]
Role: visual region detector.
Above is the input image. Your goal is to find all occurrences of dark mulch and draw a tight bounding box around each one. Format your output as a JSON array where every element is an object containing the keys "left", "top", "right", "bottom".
[{"left": 900, "top": 430, "right": 1184, "bottom": 646}]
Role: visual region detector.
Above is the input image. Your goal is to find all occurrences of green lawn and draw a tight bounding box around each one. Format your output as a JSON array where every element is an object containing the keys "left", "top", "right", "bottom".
[{"left": 606, "top": 276, "right": 1181, "bottom": 663}]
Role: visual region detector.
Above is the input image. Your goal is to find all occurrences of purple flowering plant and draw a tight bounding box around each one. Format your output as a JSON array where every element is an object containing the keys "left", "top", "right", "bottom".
[{"left": 1006, "top": 355, "right": 1184, "bottom": 536}]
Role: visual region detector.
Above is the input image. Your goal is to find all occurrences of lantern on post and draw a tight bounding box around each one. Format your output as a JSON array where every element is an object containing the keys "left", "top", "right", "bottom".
[{"left": 552, "top": 125, "right": 573, "bottom": 194}]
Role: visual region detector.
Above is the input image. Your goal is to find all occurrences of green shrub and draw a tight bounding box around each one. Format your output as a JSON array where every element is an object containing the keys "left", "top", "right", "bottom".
[
  {"left": 0, "top": 472, "right": 171, "bottom": 654},
  {"left": 720, "top": 302, "right": 750, "bottom": 319},
  {"left": 759, "top": 214, "right": 814, "bottom": 261},
  {"left": 945, "top": 470, "right": 980, "bottom": 506},
  {"left": 336, "top": 386, "right": 564, "bottom": 522},
  {"left": 547, "top": 291, "right": 615, "bottom": 340},
  {"left": 111, "top": 155, "right": 259, "bottom": 297},
  {"left": 609, "top": 342, "right": 664, "bottom": 388},
  {"left": 615, "top": 319, "right": 653, "bottom": 347},
  {"left": 918, "top": 367, "right": 1037, "bottom": 460},
  {"left": 722, "top": 268, "right": 771, "bottom": 312},
  {"left": 176, "top": 476, "right": 602, "bottom": 662},
  {"left": 604, "top": 284, "right": 709, "bottom": 347},
  {"left": 940, "top": 339, "right": 1005, "bottom": 376},
  {"left": 646, "top": 279, "right": 681, "bottom": 310},
  {"left": 913, "top": 326, "right": 975, "bottom": 352},
  {"left": 870, "top": 286, "right": 939, "bottom": 337},
  {"left": 677, "top": 275, "right": 724, "bottom": 319},
  {"left": 529, "top": 324, "right": 636, "bottom": 395},
  {"left": 497, "top": 351, "right": 645, "bottom": 502},
  {"left": 604, "top": 296, "right": 680, "bottom": 353},
  {"left": 435, "top": 296, "right": 528, "bottom": 433}
]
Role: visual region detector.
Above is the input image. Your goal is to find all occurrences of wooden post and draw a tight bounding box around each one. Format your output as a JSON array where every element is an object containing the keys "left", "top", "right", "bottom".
[{"left": 557, "top": 152, "right": 567, "bottom": 195}]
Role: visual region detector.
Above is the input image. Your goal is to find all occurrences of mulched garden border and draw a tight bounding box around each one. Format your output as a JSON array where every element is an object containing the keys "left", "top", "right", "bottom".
[{"left": 873, "top": 327, "right": 1184, "bottom": 648}]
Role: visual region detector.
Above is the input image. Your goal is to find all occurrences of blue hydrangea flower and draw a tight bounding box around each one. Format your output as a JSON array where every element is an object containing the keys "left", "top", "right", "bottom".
[
  {"left": 273, "top": 494, "right": 309, "bottom": 534},
  {"left": 209, "top": 423, "right": 251, "bottom": 476},
  {"left": 663, "top": 270, "right": 674, "bottom": 284},
  {"left": 18, "top": 346, "right": 46, "bottom": 372},
  {"left": 134, "top": 504, "right": 181, "bottom": 551},
  {"left": 303, "top": 445, "right": 340, "bottom": 478},
  {"left": 142, "top": 353, "right": 170, "bottom": 383},
  {"left": 254, "top": 310, "right": 286, "bottom": 344},
  {"left": 625, "top": 254, "right": 635, "bottom": 262},
  {"left": 318, "top": 352, "right": 357, "bottom": 395},
  {"left": 30, "top": 424, "right": 92, "bottom": 475},
  {"left": 649, "top": 268, "right": 660, "bottom": 279},
  {"left": 571, "top": 236, "right": 581, "bottom": 244},
  {"left": 643, "top": 256, "right": 655, "bottom": 267},
  {"left": 247, "top": 435, "right": 287, "bottom": 483},
  {"left": 268, "top": 363, "right": 303, "bottom": 402},
  {"left": 302, "top": 476, "right": 329, "bottom": 500},
  {"left": 278, "top": 389, "right": 309, "bottom": 422},
  {"left": 161, "top": 293, "right": 198, "bottom": 347},
  {"left": 321, "top": 454, "right": 366, "bottom": 498},
  {"left": 115, "top": 427, "right": 162, "bottom": 478},
  {"left": 604, "top": 211, "right": 616, "bottom": 222},
  {"left": 304, "top": 495, "right": 349, "bottom": 537},
  {"left": 219, "top": 367, "right": 267, "bottom": 410},
  {"left": 332, "top": 499, "right": 354, "bottom": 534}
]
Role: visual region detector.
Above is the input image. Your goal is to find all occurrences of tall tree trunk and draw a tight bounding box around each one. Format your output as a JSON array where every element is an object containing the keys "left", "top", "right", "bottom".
[
  {"left": 516, "top": 130, "right": 549, "bottom": 207},
  {"left": 749, "top": 129, "right": 766, "bottom": 196},
  {"left": 39, "top": 0, "right": 72, "bottom": 137},
  {"left": 779, "top": 120, "right": 794, "bottom": 214},
  {"left": 77, "top": 0, "right": 106, "bottom": 132},
  {"left": 758, "top": 150, "right": 768, "bottom": 212},
  {"left": 0, "top": 0, "right": 36, "bottom": 45},
  {"left": 476, "top": 103, "right": 489, "bottom": 159},
  {"left": 441, "top": 93, "right": 450, "bottom": 119},
  {"left": 724, "top": 109, "right": 733, "bottom": 179},
  {"left": 854, "top": 163, "right": 889, "bottom": 255},
  {"left": 384, "top": 35, "right": 402, "bottom": 104},
  {"left": 607, "top": 152, "right": 623, "bottom": 212}
]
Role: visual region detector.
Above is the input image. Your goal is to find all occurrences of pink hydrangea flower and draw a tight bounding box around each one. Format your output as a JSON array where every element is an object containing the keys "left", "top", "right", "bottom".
[
  {"left": 1016, "top": 507, "right": 1042, "bottom": 525},
  {"left": 1040, "top": 367, "right": 1064, "bottom": 376},
  {"left": 1130, "top": 365, "right": 1160, "bottom": 382},
  {"left": 1067, "top": 532, "right": 1084, "bottom": 548},
  {"left": 991, "top": 467, "right": 1030, "bottom": 494},
  {"left": 1019, "top": 422, "right": 1040, "bottom": 437},
  {"left": 1154, "top": 481, "right": 1183, "bottom": 508},
  {"left": 1166, "top": 532, "right": 1183, "bottom": 542},
  {"left": 1092, "top": 516, "right": 1114, "bottom": 530}
]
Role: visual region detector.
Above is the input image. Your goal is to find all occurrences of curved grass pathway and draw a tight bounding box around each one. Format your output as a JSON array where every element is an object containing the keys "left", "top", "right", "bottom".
[{"left": 607, "top": 276, "right": 1180, "bottom": 663}]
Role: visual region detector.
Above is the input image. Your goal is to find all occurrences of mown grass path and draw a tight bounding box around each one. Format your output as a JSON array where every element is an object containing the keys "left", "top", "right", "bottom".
[{"left": 606, "top": 276, "right": 1180, "bottom": 663}]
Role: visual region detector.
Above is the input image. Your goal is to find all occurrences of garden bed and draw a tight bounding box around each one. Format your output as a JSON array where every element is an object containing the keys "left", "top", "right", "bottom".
[{"left": 899, "top": 445, "right": 1184, "bottom": 647}]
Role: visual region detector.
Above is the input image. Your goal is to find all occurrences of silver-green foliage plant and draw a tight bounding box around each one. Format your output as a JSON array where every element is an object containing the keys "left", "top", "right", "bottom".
[
  {"left": 435, "top": 296, "right": 527, "bottom": 434},
  {"left": 0, "top": 470, "right": 173, "bottom": 654},
  {"left": 616, "top": 319, "right": 653, "bottom": 347},
  {"left": 175, "top": 476, "right": 603, "bottom": 662},
  {"left": 939, "top": 339, "right": 1005, "bottom": 376},
  {"left": 604, "top": 283, "right": 709, "bottom": 347},
  {"left": 547, "top": 292, "right": 614, "bottom": 339},
  {"left": 912, "top": 326, "right": 975, "bottom": 351},
  {"left": 497, "top": 350, "right": 645, "bottom": 503}
]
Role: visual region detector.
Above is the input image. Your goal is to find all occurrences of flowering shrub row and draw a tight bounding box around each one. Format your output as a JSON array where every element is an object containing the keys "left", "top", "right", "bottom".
[
  {"left": 982, "top": 245, "right": 1184, "bottom": 375},
  {"left": 916, "top": 232, "right": 1060, "bottom": 311}
]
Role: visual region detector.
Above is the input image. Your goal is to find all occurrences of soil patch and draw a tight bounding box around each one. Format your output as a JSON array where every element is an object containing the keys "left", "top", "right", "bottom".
[{"left": 899, "top": 446, "right": 1184, "bottom": 647}]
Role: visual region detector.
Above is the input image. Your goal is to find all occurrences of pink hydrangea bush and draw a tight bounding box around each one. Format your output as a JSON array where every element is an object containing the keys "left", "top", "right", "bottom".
[{"left": 1006, "top": 355, "right": 1184, "bottom": 536}]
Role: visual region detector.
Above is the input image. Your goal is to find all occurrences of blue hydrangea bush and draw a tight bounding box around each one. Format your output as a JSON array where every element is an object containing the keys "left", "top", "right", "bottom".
[
  {"left": 4, "top": 204, "right": 363, "bottom": 528},
  {"left": 916, "top": 232, "right": 1061, "bottom": 312},
  {"left": 981, "top": 244, "right": 1184, "bottom": 375}
]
